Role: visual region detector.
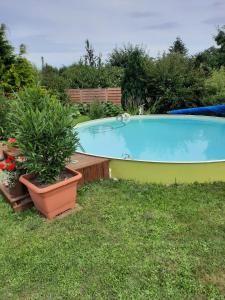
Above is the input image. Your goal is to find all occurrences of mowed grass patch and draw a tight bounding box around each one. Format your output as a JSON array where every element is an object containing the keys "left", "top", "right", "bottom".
[
  {"left": 73, "top": 115, "right": 90, "bottom": 126},
  {"left": 0, "top": 180, "right": 225, "bottom": 299}
]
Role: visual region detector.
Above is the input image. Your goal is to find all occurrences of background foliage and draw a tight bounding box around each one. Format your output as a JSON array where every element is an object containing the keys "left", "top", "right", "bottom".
[
  {"left": 75, "top": 101, "right": 123, "bottom": 119},
  {"left": 39, "top": 26, "right": 225, "bottom": 113},
  {"left": 0, "top": 94, "right": 9, "bottom": 139},
  {"left": 0, "top": 24, "right": 37, "bottom": 94},
  {"left": 1, "top": 23, "right": 225, "bottom": 135}
]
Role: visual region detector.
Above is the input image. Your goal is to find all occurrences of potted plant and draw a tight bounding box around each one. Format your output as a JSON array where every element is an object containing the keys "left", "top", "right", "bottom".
[{"left": 10, "top": 87, "right": 82, "bottom": 219}]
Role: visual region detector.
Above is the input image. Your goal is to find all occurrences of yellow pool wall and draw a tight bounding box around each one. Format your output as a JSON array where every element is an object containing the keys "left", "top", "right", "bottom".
[{"left": 109, "top": 159, "right": 225, "bottom": 184}]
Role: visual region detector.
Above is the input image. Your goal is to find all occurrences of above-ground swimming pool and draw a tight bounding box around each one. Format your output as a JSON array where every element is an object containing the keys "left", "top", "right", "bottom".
[{"left": 75, "top": 115, "right": 225, "bottom": 183}]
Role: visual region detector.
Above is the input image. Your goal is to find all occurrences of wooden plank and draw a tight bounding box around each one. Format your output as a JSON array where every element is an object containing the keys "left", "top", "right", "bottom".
[
  {"left": 68, "top": 153, "right": 109, "bottom": 169},
  {"left": 67, "top": 88, "right": 122, "bottom": 105},
  {"left": 67, "top": 153, "right": 110, "bottom": 186},
  {"left": 0, "top": 183, "right": 33, "bottom": 212}
]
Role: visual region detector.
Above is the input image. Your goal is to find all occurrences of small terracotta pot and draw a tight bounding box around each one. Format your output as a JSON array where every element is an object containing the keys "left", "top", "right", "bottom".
[{"left": 19, "top": 168, "right": 82, "bottom": 219}]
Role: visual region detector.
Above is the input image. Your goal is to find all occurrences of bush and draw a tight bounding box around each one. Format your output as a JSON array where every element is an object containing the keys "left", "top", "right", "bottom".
[
  {"left": 1, "top": 57, "right": 38, "bottom": 93},
  {"left": 76, "top": 103, "right": 90, "bottom": 115},
  {"left": 9, "top": 87, "right": 79, "bottom": 184},
  {"left": 89, "top": 100, "right": 105, "bottom": 119},
  {"left": 146, "top": 53, "right": 205, "bottom": 113},
  {"left": 103, "top": 102, "right": 123, "bottom": 117},
  {"left": 150, "top": 97, "right": 203, "bottom": 114},
  {"left": 121, "top": 48, "right": 152, "bottom": 109},
  {"left": 197, "top": 67, "right": 225, "bottom": 107},
  {"left": 205, "top": 67, "right": 225, "bottom": 96},
  {"left": 41, "top": 64, "right": 70, "bottom": 104},
  {"left": 76, "top": 101, "right": 123, "bottom": 119},
  {"left": 0, "top": 94, "right": 9, "bottom": 140},
  {"left": 201, "top": 94, "right": 225, "bottom": 106},
  {"left": 108, "top": 44, "right": 148, "bottom": 68},
  {"left": 0, "top": 25, "right": 38, "bottom": 93},
  {"left": 62, "top": 65, "right": 123, "bottom": 89},
  {"left": 119, "top": 50, "right": 205, "bottom": 112},
  {"left": 70, "top": 104, "right": 80, "bottom": 119},
  {"left": 154, "top": 54, "right": 205, "bottom": 100}
]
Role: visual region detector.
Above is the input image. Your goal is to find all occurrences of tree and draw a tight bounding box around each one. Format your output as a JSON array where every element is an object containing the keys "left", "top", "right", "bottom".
[
  {"left": 214, "top": 25, "right": 225, "bottom": 67},
  {"left": 195, "top": 25, "right": 225, "bottom": 70},
  {"left": 82, "top": 39, "right": 102, "bottom": 67},
  {"left": 108, "top": 44, "right": 148, "bottom": 68},
  {"left": 215, "top": 26, "right": 225, "bottom": 51},
  {"left": 0, "top": 23, "right": 15, "bottom": 86},
  {"left": 0, "top": 23, "right": 37, "bottom": 93},
  {"left": 0, "top": 94, "right": 10, "bottom": 139},
  {"left": 0, "top": 24, "right": 15, "bottom": 67},
  {"left": 194, "top": 46, "right": 219, "bottom": 71},
  {"left": 169, "top": 37, "right": 188, "bottom": 55},
  {"left": 41, "top": 64, "right": 69, "bottom": 104},
  {"left": 121, "top": 48, "right": 152, "bottom": 109},
  {"left": 19, "top": 43, "right": 26, "bottom": 56},
  {"left": 150, "top": 53, "right": 205, "bottom": 113},
  {"left": 205, "top": 67, "right": 225, "bottom": 96},
  {"left": 61, "top": 64, "right": 123, "bottom": 89}
]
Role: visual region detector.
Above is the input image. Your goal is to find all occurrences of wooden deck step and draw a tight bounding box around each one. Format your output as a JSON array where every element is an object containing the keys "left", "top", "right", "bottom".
[
  {"left": 0, "top": 183, "right": 33, "bottom": 212},
  {"left": 0, "top": 152, "right": 110, "bottom": 213},
  {"left": 67, "top": 153, "right": 110, "bottom": 186}
]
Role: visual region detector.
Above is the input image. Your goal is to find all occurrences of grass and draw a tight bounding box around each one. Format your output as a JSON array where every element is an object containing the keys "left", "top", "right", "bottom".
[
  {"left": 1, "top": 180, "right": 225, "bottom": 299},
  {"left": 73, "top": 115, "right": 90, "bottom": 126}
]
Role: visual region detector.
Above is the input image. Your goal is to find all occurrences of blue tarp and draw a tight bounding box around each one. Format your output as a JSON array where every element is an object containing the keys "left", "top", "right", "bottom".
[{"left": 168, "top": 104, "right": 225, "bottom": 115}]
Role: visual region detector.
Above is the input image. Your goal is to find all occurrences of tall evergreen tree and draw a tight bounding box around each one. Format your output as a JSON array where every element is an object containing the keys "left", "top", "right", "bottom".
[
  {"left": 169, "top": 37, "right": 188, "bottom": 55},
  {"left": 0, "top": 23, "right": 36, "bottom": 93},
  {"left": 0, "top": 23, "right": 15, "bottom": 68}
]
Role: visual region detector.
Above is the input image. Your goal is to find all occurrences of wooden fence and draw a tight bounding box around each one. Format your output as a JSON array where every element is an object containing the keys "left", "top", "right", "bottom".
[{"left": 67, "top": 88, "right": 121, "bottom": 105}]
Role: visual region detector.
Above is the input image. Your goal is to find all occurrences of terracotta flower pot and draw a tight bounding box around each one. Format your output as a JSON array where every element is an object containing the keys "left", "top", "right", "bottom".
[{"left": 19, "top": 168, "right": 82, "bottom": 219}]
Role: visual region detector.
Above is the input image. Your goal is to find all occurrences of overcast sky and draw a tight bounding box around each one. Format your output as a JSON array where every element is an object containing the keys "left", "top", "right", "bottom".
[{"left": 1, "top": 0, "right": 224, "bottom": 68}]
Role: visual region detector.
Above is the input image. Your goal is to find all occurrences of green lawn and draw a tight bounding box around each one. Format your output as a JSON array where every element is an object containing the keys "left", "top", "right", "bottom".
[
  {"left": 73, "top": 115, "right": 90, "bottom": 126},
  {"left": 1, "top": 180, "right": 225, "bottom": 299}
]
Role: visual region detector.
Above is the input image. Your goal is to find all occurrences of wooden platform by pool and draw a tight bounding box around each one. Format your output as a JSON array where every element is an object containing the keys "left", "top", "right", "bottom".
[
  {"left": 67, "top": 153, "right": 110, "bottom": 186},
  {"left": 0, "top": 150, "right": 110, "bottom": 213}
]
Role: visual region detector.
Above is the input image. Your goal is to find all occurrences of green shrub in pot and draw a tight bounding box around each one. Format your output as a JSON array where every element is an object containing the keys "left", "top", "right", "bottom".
[{"left": 9, "top": 87, "right": 79, "bottom": 184}]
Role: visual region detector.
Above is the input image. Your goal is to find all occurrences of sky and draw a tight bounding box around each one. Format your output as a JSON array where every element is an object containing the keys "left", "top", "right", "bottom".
[{"left": 0, "top": 0, "right": 225, "bottom": 68}]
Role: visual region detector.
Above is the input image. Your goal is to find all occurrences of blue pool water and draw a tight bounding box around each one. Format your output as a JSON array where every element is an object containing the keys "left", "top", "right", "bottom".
[{"left": 75, "top": 116, "right": 225, "bottom": 162}]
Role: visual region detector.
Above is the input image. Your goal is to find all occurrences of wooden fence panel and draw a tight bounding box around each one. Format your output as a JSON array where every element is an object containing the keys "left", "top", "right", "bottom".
[
  {"left": 67, "top": 88, "right": 121, "bottom": 105},
  {"left": 107, "top": 88, "right": 122, "bottom": 104}
]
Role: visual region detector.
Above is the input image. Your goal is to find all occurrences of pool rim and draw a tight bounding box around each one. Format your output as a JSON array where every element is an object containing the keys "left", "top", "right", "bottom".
[{"left": 74, "top": 114, "right": 225, "bottom": 164}]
